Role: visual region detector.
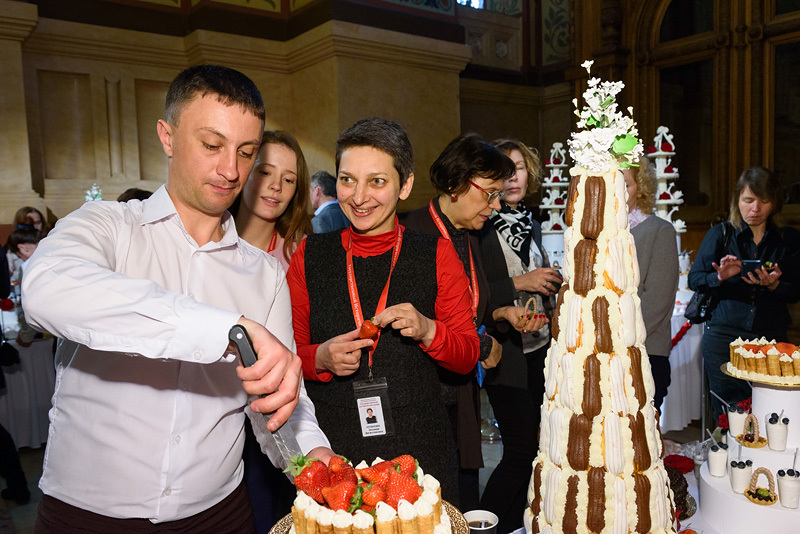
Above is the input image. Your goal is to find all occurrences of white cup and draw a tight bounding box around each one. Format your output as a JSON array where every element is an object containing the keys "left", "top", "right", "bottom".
[{"left": 464, "top": 510, "right": 499, "bottom": 534}]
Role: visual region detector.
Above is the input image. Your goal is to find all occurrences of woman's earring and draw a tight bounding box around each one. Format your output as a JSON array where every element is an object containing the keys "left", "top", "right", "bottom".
[{"left": 451, "top": 195, "right": 458, "bottom": 203}]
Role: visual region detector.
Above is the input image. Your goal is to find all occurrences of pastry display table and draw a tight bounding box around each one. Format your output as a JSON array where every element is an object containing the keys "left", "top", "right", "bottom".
[
  {"left": 660, "top": 315, "right": 703, "bottom": 432},
  {"left": 0, "top": 338, "right": 55, "bottom": 449}
]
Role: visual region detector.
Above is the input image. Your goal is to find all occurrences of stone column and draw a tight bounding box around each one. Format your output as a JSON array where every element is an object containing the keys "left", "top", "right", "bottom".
[{"left": 0, "top": 0, "right": 43, "bottom": 222}]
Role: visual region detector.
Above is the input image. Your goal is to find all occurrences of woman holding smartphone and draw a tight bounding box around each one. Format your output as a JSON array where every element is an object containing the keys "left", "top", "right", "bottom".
[{"left": 689, "top": 166, "right": 800, "bottom": 418}]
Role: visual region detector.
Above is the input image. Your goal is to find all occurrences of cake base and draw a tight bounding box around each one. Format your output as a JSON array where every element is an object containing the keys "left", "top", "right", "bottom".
[{"left": 699, "top": 463, "right": 799, "bottom": 533}]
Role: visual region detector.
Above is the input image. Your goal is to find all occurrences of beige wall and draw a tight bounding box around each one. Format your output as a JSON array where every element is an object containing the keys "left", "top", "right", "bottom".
[{"left": 0, "top": 2, "right": 471, "bottom": 222}]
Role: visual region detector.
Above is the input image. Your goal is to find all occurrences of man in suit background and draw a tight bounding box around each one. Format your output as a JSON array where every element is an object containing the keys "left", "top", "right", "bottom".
[{"left": 310, "top": 171, "right": 350, "bottom": 233}]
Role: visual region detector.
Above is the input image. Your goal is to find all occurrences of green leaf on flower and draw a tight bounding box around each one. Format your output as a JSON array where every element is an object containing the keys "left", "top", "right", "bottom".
[
  {"left": 586, "top": 116, "right": 598, "bottom": 126},
  {"left": 611, "top": 134, "right": 638, "bottom": 154},
  {"left": 601, "top": 96, "right": 614, "bottom": 108},
  {"left": 618, "top": 161, "right": 639, "bottom": 169}
]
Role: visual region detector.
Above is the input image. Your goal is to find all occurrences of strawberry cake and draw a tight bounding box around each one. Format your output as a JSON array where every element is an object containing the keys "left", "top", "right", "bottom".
[{"left": 288, "top": 455, "right": 451, "bottom": 534}]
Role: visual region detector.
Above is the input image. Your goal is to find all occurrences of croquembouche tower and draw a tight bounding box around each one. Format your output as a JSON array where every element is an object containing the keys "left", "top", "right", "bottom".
[{"left": 524, "top": 61, "right": 677, "bottom": 534}]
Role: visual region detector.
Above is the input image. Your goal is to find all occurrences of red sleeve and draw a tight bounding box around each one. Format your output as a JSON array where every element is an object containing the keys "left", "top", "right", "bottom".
[
  {"left": 286, "top": 238, "right": 332, "bottom": 382},
  {"left": 421, "top": 238, "right": 480, "bottom": 374}
]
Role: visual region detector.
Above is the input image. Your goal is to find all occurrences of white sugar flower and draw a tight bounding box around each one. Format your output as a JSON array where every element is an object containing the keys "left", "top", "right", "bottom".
[{"left": 581, "top": 60, "right": 594, "bottom": 71}]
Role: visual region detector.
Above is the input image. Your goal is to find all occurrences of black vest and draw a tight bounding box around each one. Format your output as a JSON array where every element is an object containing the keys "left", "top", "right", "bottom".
[{"left": 303, "top": 229, "right": 458, "bottom": 503}]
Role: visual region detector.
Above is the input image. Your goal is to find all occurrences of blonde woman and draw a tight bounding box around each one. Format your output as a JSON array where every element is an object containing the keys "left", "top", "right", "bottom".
[{"left": 623, "top": 156, "right": 678, "bottom": 413}]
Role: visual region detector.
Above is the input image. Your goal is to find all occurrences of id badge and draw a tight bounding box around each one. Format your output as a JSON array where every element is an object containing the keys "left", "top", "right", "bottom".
[{"left": 353, "top": 377, "right": 395, "bottom": 438}]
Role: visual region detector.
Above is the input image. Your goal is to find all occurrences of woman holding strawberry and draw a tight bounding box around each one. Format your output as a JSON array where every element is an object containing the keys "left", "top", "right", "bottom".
[
  {"left": 400, "top": 134, "right": 547, "bottom": 512},
  {"left": 287, "top": 118, "right": 480, "bottom": 507}
]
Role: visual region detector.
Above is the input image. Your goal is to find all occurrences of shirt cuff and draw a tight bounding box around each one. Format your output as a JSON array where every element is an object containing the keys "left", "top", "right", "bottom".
[
  {"left": 299, "top": 343, "right": 333, "bottom": 382},
  {"left": 167, "top": 300, "right": 242, "bottom": 363},
  {"left": 419, "top": 319, "right": 446, "bottom": 353},
  {"left": 478, "top": 333, "right": 494, "bottom": 361}
]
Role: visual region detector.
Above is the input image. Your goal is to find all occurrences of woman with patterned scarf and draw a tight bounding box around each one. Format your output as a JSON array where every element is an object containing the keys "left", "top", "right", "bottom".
[{"left": 476, "top": 139, "right": 562, "bottom": 534}]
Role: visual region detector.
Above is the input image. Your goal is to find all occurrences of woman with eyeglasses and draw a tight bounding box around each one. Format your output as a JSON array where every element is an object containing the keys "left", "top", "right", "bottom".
[{"left": 400, "top": 133, "right": 546, "bottom": 511}]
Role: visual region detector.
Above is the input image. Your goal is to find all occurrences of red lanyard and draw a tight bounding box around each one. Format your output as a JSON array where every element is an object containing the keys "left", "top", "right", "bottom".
[
  {"left": 428, "top": 200, "right": 479, "bottom": 319},
  {"left": 266, "top": 232, "right": 278, "bottom": 254},
  {"left": 345, "top": 226, "right": 404, "bottom": 371}
]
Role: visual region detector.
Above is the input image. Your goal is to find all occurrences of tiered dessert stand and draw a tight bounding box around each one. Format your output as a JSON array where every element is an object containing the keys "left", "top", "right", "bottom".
[
  {"left": 646, "top": 126, "right": 693, "bottom": 314},
  {"left": 539, "top": 142, "right": 569, "bottom": 270},
  {"left": 699, "top": 380, "right": 800, "bottom": 533}
]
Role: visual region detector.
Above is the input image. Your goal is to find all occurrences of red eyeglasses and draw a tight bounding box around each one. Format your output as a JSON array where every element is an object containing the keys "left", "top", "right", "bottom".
[{"left": 469, "top": 181, "right": 506, "bottom": 204}]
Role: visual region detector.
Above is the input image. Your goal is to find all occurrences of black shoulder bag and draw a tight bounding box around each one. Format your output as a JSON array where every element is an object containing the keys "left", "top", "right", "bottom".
[{"left": 684, "top": 222, "right": 732, "bottom": 324}]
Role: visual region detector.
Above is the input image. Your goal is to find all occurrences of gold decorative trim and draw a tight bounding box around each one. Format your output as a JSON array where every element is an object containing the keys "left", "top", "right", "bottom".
[{"left": 0, "top": 0, "right": 38, "bottom": 42}]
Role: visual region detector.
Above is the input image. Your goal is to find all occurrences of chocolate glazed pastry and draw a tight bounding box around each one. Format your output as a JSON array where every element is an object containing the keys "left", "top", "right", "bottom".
[
  {"left": 628, "top": 412, "right": 652, "bottom": 472},
  {"left": 587, "top": 467, "right": 606, "bottom": 533},
  {"left": 532, "top": 462, "right": 543, "bottom": 518},
  {"left": 573, "top": 240, "right": 598, "bottom": 296},
  {"left": 582, "top": 353, "right": 602, "bottom": 418},
  {"left": 592, "top": 296, "right": 612, "bottom": 353},
  {"left": 633, "top": 473, "right": 652, "bottom": 534},
  {"left": 567, "top": 413, "right": 591, "bottom": 471},
  {"left": 580, "top": 176, "right": 605, "bottom": 239},
  {"left": 551, "top": 284, "right": 569, "bottom": 339},
  {"left": 562, "top": 475, "right": 580, "bottom": 534},
  {"left": 628, "top": 346, "right": 647, "bottom": 410},
  {"left": 565, "top": 175, "right": 580, "bottom": 227}
]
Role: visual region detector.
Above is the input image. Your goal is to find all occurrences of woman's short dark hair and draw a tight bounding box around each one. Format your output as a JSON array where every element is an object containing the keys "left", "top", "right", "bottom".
[
  {"left": 335, "top": 118, "right": 414, "bottom": 186},
  {"left": 165, "top": 65, "right": 265, "bottom": 126},
  {"left": 430, "top": 134, "right": 515, "bottom": 196},
  {"left": 730, "top": 166, "right": 783, "bottom": 228}
]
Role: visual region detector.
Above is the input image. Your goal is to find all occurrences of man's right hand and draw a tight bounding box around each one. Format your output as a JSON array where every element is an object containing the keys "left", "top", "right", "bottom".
[
  {"left": 235, "top": 317, "right": 303, "bottom": 432},
  {"left": 315, "top": 328, "right": 374, "bottom": 376}
]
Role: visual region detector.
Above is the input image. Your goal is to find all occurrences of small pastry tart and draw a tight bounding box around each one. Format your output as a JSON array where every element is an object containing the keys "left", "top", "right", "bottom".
[
  {"left": 736, "top": 413, "right": 768, "bottom": 448},
  {"left": 745, "top": 467, "right": 778, "bottom": 506}
]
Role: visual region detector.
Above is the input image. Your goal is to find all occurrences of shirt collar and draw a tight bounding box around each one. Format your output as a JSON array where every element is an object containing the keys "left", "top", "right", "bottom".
[
  {"left": 314, "top": 199, "right": 339, "bottom": 216},
  {"left": 141, "top": 185, "right": 240, "bottom": 251}
]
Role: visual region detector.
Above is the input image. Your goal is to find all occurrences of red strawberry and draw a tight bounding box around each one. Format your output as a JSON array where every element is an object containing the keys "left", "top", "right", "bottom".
[
  {"left": 551, "top": 223, "right": 562, "bottom": 230},
  {"left": 329, "top": 456, "right": 358, "bottom": 486},
  {"left": 385, "top": 470, "right": 422, "bottom": 507},
  {"left": 360, "top": 504, "right": 375, "bottom": 513},
  {"left": 661, "top": 142, "right": 673, "bottom": 152},
  {"left": 544, "top": 158, "right": 552, "bottom": 165},
  {"left": 322, "top": 480, "right": 357, "bottom": 511},
  {"left": 357, "top": 461, "right": 393, "bottom": 486},
  {"left": 659, "top": 192, "right": 671, "bottom": 200},
  {"left": 285, "top": 455, "right": 330, "bottom": 503},
  {"left": 553, "top": 157, "right": 562, "bottom": 164},
  {"left": 360, "top": 481, "right": 386, "bottom": 507},
  {"left": 359, "top": 318, "right": 380, "bottom": 339},
  {"left": 664, "top": 165, "right": 675, "bottom": 173},
  {"left": 646, "top": 145, "right": 657, "bottom": 154},
  {"left": 551, "top": 175, "right": 560, "bottom": 182},
  {"left": 554, "top": 197, "right": 565, "bottom": 205},
  {"left": 391, "top": 455, "right": 417, "bottom": 477}
]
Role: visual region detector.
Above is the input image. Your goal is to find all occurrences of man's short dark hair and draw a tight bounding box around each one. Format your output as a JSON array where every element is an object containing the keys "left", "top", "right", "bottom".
[
  {"left": 311, "top": 171, "right": 337, "bottom": 198},
  {"left": 335, "top": 118, "right": 414, "bottom": 186},
  {"left": 430, "top": 133, "right": 515, "bottom": 196},
  {"left": 165, "top": 65, "right": 265, "bottom": 126}
]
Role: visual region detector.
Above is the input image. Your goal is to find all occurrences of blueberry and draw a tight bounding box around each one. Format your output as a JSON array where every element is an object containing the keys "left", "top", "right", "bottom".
[
  {"left": 731, "top": 461, "right": 738, "bottom": 468},
  {"left": 746, "top": 460, "right": 753, "bottom": 466},
  {"left": 789, "top": 469, "right": 796, "bottom": 477},
  {"left": 729, "top": 406, "right": 737, "bottom": 413},
  {"left": 738, "top": 461, "right": 746, "bottom": 469},
  {"left": 772, "top": 412, "right": 779, "bottom": 418},
  {"left": 721, "top": 428, "right": 728, "bottom": 435},
  {"left": 783, "top": 417, "right": 790, "bottom": 425},
  {"left": 737, "top": 407, "right": 745, "bottom": 414},
  {"left": 720, "top": 443, "right": 729, "bottom": 450},
  {"left": 711, "top": 445, "right": 719, "bottom": 452},
  {"left": 770, "top": 417, "right": 779, "bottom": 425},
  {"left": 779, "top": 470, "right": 787, "bottom": 477}
]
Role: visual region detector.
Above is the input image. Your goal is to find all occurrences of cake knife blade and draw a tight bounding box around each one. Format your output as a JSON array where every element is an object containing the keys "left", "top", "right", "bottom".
[{"left": 228, "top": 324, "right": 302, "bottom": 480}]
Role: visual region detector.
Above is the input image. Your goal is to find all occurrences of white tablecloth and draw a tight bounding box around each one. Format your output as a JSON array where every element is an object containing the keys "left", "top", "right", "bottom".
[
  {"left": 0, "top": 338, "right": 55, "bottom": 449},
  {"left": 660, "top": 315, "right": 704, "bottom": 433}
]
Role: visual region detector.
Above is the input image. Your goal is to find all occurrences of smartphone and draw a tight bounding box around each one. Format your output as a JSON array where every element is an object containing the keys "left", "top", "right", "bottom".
[{"left": 741, "top": 259, "right": 762, "bottom": 277}]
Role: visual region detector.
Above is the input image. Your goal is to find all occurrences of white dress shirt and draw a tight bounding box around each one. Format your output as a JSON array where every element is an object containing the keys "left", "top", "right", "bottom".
[{"left": 23, "top": 185, "right": 329, "bottom": 522}]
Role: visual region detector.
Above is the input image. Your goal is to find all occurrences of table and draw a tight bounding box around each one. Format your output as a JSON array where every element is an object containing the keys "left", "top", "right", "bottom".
[
  {"left": 660, "top": 315, "right": 704, "bottom": 433},
  {"left": 0, "top": 338, "right": 55, "bottom": 449}
]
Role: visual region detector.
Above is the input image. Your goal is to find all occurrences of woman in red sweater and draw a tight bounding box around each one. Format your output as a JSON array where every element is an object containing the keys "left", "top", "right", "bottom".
[{"left": 286, "top": 118, "right": 479, "bottom": 505}]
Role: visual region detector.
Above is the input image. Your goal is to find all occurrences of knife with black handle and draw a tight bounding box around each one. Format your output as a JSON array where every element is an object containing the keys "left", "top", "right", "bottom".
[{"left": 228, "top": 324, "right": 302, "bottom": 479}]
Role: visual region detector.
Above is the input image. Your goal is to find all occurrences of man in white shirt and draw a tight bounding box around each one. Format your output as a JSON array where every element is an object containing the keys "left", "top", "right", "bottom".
[
  {"left": 23, "top": 65, "right": 332, "bottom": 533},
  {"left": 310, "top": 170, "right": 350, "bottom": 233}
]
